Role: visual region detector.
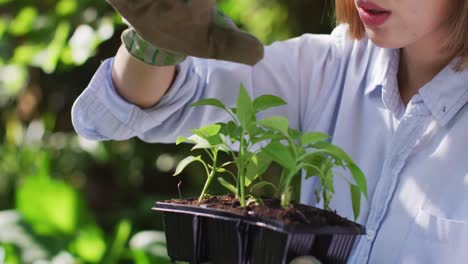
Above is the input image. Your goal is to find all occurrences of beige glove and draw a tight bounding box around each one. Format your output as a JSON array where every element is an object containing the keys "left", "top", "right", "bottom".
[{"left": 107, "top": 0, "right": 264, "bottom": 66}]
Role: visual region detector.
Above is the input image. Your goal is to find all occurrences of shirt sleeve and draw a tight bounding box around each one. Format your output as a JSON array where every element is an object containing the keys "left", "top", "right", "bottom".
[{"left": 71, "top": 25, "right": 349, "bottom": 142}]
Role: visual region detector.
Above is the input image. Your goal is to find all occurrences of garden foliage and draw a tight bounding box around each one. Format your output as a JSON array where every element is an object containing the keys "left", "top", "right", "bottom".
[{"left": 0, "top": 0, "right": 333, "bottom": 262}]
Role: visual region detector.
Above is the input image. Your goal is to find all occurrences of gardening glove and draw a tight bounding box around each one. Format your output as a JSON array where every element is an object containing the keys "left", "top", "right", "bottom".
[{"left": 106, "top": 0, "right": 264, "bottom": 66}]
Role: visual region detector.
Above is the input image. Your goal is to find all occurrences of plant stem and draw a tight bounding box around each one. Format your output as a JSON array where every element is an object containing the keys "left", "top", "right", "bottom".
[
  {"left": 280, "top": 171, "right": 297, "bottom": 208},
  {"left": 238, "top": 130, "right": 247, "bottom": 207},
  {"left": 198, "top": 151, "right": 218, "bottom": 203}
]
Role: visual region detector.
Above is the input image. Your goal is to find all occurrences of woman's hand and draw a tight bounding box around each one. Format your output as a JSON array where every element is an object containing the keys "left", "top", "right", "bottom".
[{"left": 106, "top": 0, "right": 264, "bottom": 65}]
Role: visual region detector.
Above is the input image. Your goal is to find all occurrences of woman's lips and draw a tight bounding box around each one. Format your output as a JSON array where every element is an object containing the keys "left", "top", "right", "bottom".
[{"left": 357, "top": 2, "right": 391, "bottom": 27}]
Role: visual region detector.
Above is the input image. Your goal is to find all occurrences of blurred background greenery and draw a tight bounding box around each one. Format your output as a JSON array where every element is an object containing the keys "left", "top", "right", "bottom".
[{"left": 0, "top": 0, "right": 334, "bottom": 263}]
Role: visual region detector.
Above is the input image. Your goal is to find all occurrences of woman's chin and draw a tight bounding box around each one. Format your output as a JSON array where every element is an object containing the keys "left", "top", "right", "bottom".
[{"left": 366, "top": 30, "right": 402, "bottom": 49}]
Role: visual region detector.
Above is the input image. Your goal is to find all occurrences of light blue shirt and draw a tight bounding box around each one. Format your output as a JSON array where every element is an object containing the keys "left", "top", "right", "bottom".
[{"left": 72, "top": 25, "right": 468, "bottom": 263}]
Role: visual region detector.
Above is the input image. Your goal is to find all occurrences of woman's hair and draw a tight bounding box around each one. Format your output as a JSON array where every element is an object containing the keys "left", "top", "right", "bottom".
[{"left": 335, "top": 0, "right": 468, "bottom": 70}]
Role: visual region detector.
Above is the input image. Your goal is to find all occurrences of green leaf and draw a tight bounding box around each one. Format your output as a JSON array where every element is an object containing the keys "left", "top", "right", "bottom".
[
  {"left": 301, "top": 132, "right": 330, "bottom": 146},
  {"left": 288, "top": 128, "right": 302, "bottom": 140},
  {"left": 102, "top": 219, "right": 132, "bottom": 264},
  {"left": 300, "top": 150, "right": 327, "bottom": 172},
  {"left": 191, "top": 124, "right": 225, "bottom": 147},
  {"left": 347, "top": 162, "right": 368, "bottom": 199},
  {"left": 180, "top": 134, "right": 221, "bottom": 150},
  {"left": 56, "top": 0, "right": 77, "bottom": 16},
  {"left": 217, "top": 178, "right": 237, "bottom": 195},
  {"left": 173, "top": 156, "right": 203, "bottom": 176},
  {"left": 251, "top": 131, "right": 283, "bottom": 145},
  {"left": 42, "top": 21, "right": 71, "bottom": 74},
  {"left": 253, "top": 94, "right": 286, "bottom": 113},
  {"left": 350, "top": 184, "right": 362, "bottom": 221},
  {"left": 192, "top": 124, "right": 222, "bottom": 138},
  {"left": 312, "top": 141, "right": 353, "bottom": 163},
  {"left": 9, "top": 6, "right": 38, "bottom": 36},
  {"left": 322, "top": 168, "right": 334, "bottom": 193},
  {"left": 1, "top": 243, "right": 21, "bottom": 264},
  {"left": 236, "top": 84, "right": 255, "bottom": 128},
  {"left": 251, "top": 181, "right": 277, "bottom": 192},
  {"left": 312, "top": 142, "right": 367, "bottom": 199},
  {"left": 221, "top": 121, "right": 242, "bottom": 142},
  {"left": 70, "top": 225, "right": 106, "bottom": 263},
  {"left": 176, "top": 136, "right": 195, "bottom": 145},
  {"left": 11, "top": 43, "right": 44, "bottom": 65},
  {"left": 191, "top": 98, "right": 226, "bottom": 110},
  {"left": 245, "top": 151, "right": 272, "bottom": 186},
  {"left": 16, "top": 176, "right": 89, "bottom": 235},
  {"left": 263, "top": 141, "right": 296, "bottom": 170},
  {"left": 257, "top": 116, "right": 289, "bottom": 135}
]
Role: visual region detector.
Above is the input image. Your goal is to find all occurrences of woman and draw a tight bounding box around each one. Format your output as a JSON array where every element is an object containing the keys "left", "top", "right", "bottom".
[{"left": 72, "top": 0, "right": 468, "bottom": 262}]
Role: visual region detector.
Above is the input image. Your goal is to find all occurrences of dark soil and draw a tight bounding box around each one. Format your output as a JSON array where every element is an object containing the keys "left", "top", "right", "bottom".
[{"left": 166, "top": 195, "right": 359, "bottom": 229}]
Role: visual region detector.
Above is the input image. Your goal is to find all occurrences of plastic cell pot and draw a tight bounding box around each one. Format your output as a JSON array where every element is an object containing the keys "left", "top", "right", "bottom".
[
  {"left": 154, "top": 201, "right": 249, "bottom": 264},
  {"left": 247, "top": 218, "right": 364, "bottom": 264},
  {"left": 159, "top": 211, "right": 209, "bottom": 263},
  {"left": 153, "top": 201, "right": 365, "bottom": 264}
]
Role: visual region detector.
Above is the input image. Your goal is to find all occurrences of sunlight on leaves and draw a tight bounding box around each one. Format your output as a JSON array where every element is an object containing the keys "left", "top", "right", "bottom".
[
  {"left": 70, "top": 225, "right": 106, "bottom": 263},
  {"left": 16, "top": 176, "right": 85, "bottom": 235},
  {"left": 55, "top": 0, "right": 77, "bottom": 16},
  {"left": 9, "top": 7, "right": 38, "bottom": 36}
]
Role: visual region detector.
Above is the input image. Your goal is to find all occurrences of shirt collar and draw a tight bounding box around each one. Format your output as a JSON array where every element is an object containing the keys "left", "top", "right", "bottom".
[
  {"left": 365, "top": 47, "right": 399, "bottom": 95},
  {"left": 418, "top": 58, "right": 468, "bottom": 127},
  {"left": 365, "top": 47, "right": 468, "bottom": 127}
]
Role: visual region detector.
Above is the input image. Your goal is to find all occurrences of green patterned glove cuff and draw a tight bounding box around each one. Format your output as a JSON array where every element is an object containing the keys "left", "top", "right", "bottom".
[{"left": 121, "top": 28, "right": 187, "bottom": 66}]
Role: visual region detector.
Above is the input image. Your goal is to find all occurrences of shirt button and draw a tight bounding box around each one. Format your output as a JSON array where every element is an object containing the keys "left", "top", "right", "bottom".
[{"left": 366, "top": 230, "right": 375, "bottom": 241}]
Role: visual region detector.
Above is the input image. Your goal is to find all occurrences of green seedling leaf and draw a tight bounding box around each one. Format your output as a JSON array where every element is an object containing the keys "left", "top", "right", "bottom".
[
  {"left": 251, "top": 130, "right": 283, "bottom": 145},
  {"left": 263, "top": 141, "right": 296, "bottom": 170},
  {"left": 221, "top": 121, "right": 242, "bottom": 142},
  {"left": 191, "top": 98, "right": 226, "bottom": 110},
  {"left": 253, "top": 94, "right": 286, "bottom": 113},
  {"left": 301, "top": 132, "right": 330, "bottom": 146},
  {"left": 347, "top": 162, "right": 368, "bottom": 199},
  {"left": 288, "top": 128, "right": 302, "bottom": 140},
  {"left": 258, "top": 116, "right": 289, "bottom": 135},
  {"left": 173, "top": 156, "right": 203, "bottom": 176},
  {"left": 236, "top": 84, "right": 255, "bottom": 128},
  {"left": 184, "top": 134, "right": 223, "bottom": 150},
  {"left": 313, "top": 142, "right": 368, "bottom": 199},
  {"left": 350, "top": 184, "right": 362, "bottom": 221},
  {"left": 217, "top": 177, "right": 237, "bottom": 195},
  {"left": 312, "top": 141, "right": 353, "bottom": 164},
  {"left": 245, "top": 152, "right": 272, "bottom": 186},
  {"left": 176, "top": 136, "right": 195, "bottom": 145},
  {"left": 251, "top": 181, "right": 277, "bottom": 193},
  {"left": 302, "top": 152, "right": 332, "bottom": 180},
  {"left": 192, "top": 124, "right": 222, "bottom": 137},
  {"left": 189, "top": 136, "right": 211, "bottom": 150},
  {"left": 322, "top": 168, "right": 335, "bottom": 194}
]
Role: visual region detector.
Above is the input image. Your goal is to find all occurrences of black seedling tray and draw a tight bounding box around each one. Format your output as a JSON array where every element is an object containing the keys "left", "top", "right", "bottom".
[{"left": 153, "top": 201, "right": 365, "bottom": 264}]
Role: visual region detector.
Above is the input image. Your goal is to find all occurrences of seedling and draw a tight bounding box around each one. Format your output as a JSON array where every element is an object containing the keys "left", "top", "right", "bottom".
[{"left": 174, "top": 84, "right": 367, "bottom": 220}]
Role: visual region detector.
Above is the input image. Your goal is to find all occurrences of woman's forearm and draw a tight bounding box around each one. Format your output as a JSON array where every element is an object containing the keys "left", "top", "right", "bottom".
[{"left": 111, "top": 45, "right": 176, "bottom": 109}]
